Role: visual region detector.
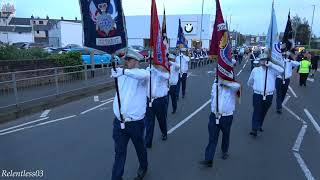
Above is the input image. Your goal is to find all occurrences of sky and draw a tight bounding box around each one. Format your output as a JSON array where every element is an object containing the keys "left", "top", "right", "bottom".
[{"left": 6, "top": 0, "right": 320, "bottom": 36}]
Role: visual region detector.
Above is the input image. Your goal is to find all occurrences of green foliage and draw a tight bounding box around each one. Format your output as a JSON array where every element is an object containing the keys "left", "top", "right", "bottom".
[
  {"left": 47, "top": 52, "right": 83, "bottom": 72},
  {"left": 292, "top": 15, "right": 311, "bottom": 45},
  {"left": 0, "top": 45, "right": 50, "bottom": 60}
]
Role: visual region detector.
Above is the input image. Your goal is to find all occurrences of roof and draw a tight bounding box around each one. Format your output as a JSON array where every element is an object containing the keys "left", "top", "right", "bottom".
[
  {"left": 9, "top": 18, "right": 30, "bottom": 25},
  {"left": 0, "top": 26, "right": 32, "bottom": 33}
]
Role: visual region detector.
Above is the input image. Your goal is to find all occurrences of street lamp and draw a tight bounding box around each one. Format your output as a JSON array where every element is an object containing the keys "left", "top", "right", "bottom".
[{"left": 308, "top": 4, "right": 315, "bottom": 48}]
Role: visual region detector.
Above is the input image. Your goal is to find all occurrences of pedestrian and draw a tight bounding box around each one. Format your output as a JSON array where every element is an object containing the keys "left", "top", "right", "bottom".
[
  {"left": 248, "top": 53, "right": 284, "bottom": 137},
  {"left": 145, "top": 62, "right": 170, "bottom": 148},
  {"left": 176, "top": 48, "right": 190, "bottom": 99},
  {"left": 111, "top": 48, "right": 149, "bottom": 180},
  {"left": 199, "top": 78, "right": 240, "bottom": 167},
  {"left": 168, "top": 54, "right": 180, "bottom": 114},
  {"left": 310, "top": 52, "right": 319, "bottom": 77},
  {"left": 298, "top": 53, "right": 311, "bottom": 87},
  {"left": 275, "top": 52, "right": 300, "bottom": 113}
]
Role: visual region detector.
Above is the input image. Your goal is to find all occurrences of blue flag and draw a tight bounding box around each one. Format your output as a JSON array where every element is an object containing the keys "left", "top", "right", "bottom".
[
  {"left": 176, "top": 19, "right": 188, "bottom": 48},
  {"left": 79, "top": 0, "right": 127, "bottom": 54},
  {"left": 265, "top": 1, "right": 283, "bottom": 67}
]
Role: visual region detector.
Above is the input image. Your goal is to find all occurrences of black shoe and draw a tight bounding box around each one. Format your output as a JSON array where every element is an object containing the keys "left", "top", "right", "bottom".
[
  {"left": 199, "top": 160, "right": 213, "bottom": 167},
  {"left": 145, "top": 144, "right": 152, "bottom": 149},
  {"left": 134, "top": 168, "right": 147, "bottom": 180},
  {"left": 276, "top": 108, "right": 282, "bottom": 114},
  {"left": 249, "top": 131, "right": 257, "bottom": 137},
  {"left": 162, "top": 134, "right": 167, "bottom": 141},
  {"left": 171, "top": 110, "right": 176, "bottom": 114},
  {"left": 182, "top": 95, "right": 185, "bottom": 99},
  {"left": 259, "top": 128, "right": 264, "bottom": 132},
  {"left": 222, "top": 153, "right": 229, "bottom": 160}
]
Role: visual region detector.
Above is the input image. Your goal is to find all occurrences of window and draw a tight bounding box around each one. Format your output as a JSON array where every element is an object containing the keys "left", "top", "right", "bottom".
[
  {"left": 37, "top": 31, "right": 40, "bottom": 34},
  {"left": 39, "top": 21, "right": 43, "bottom": 25},
  {"left": 33, "top": 21, "right": 36, "bottom": 24}
]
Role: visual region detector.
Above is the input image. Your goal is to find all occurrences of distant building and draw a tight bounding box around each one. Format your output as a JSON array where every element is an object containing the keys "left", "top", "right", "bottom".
[
  {"left": 48, "top": 20, "right": 83, "bottom": 47},
  {"left": 0, "top": 16, "right": 82, "bottom": 46},
  {"left": 245, "top": 34, "right": 266, "bottom": 46}
]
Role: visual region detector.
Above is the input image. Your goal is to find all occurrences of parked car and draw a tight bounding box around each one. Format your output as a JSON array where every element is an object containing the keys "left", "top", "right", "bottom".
[
  {"left": 66, "top": 47, "right": 119, "bottom": 65},
  {"left": 12, "top": 42, "right": 45, "bottom": 49}
]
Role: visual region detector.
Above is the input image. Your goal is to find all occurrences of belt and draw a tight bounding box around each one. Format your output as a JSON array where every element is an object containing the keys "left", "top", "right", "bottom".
[
  {"left": 254, "top": 91, "right": 273, "bottom": 96},
  {"left": 213, "top": 112, "right": 233, "bottom": 117},
  {"left": 123, "top": 117, "right": 143, "bottom": 122}
]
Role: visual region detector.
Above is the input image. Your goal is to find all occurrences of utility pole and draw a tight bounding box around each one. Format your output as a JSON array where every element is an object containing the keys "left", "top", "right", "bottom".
[
  {"left": 308, "top": 5, "right": 315, "bottom": 48},
  {"left": 200, "top": 0, "right": 204, "bottom": 48}
]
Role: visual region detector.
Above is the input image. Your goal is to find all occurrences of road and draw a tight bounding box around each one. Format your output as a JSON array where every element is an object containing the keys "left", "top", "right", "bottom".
[{"left": 0, "top": 61, "right": 319, "bottom": 180}]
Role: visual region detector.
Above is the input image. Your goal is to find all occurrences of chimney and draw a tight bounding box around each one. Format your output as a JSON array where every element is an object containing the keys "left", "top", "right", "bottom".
[
  {"left": 61, "top": 16, "right": 64, "bottom": 20},
  {"left": 75, "top": 17, "right": 78, "bottom": 21},
  {"left": 46, "top": 15, "right": 49, "bottom": 20},
  {"left": 31, "top": 15, "right": 34, "bottom": 19}
]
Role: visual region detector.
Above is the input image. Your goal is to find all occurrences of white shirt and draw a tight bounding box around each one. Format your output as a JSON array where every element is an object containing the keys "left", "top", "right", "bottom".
[
  {"left": 176, "top": 54, "right": 190, "bottom": 73},
  {"left": 211, "top": 81, "right": 240, "bottom": 115},
  {"left": 247, "top": 62, "right": 284, "bottom": 94},
  {"left": 147, "top": 66, "right": 170, "bottom": 99},
  {"left": 277, "top": 59, "right": 300, "bottom": 79},
  {"left": 113, "top": 69, "right": 149, "bottom": 122},
  {"left": 169, "top": 61, "right": 180, "bottom": 85}
]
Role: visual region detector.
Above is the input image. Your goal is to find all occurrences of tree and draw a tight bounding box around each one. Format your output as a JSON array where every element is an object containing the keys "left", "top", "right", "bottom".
[{"left": 291, "top": 15, "right": 311, "bottom": 45}]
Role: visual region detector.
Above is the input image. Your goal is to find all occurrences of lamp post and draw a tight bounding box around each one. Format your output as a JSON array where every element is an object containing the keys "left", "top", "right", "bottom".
[{"left": 308, "top": 5, "right": 315, "bottom": 48}]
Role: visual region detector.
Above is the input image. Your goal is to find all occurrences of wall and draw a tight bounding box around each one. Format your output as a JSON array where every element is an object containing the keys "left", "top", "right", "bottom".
[
  {"left": 125, "top": 14, "right": 213, "bottom": 48},
  {"left": 60, "top": 21, "right": 83, "bottom": 47},
  {"left": 0, "top": 31, "right": 33, "bottom": 44},
  {"left": 48, "top": 22, "right": 61, "bottom": 47}
]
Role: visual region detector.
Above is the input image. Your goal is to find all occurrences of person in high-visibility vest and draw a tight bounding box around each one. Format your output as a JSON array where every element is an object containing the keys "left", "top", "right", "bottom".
[{"left": 299, "top": 54, "right": 311, "bottom": 87}]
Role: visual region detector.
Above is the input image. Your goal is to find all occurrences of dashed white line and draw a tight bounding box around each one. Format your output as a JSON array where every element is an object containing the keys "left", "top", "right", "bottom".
[
  {"left": 80, "top": 100, "right": 114, "bottom": 115},
  {"left": 304, "top": 109, "right": 320, "bottom": 134},
  {"left": 101, "top": 97, "right": 114, "bottom": 103},
  {"left": 94, "top": 96, "right": 100, "bottom": 102},
  {"left": 168, "top": 99, "right": 211, "bottom": 134},
  {"left": 0, "top": 117, "right": 49, "bottom": 133},
  {"left": 292, "top": 125, "right": 307, "bottom": 152},
  {"left": 288, "top": 86, "right": 298, "bottom": 98},
  {"left": 293, "top": 152, "right": 315, "bottom": 180},
  {"left": 40, "top": 110, "right": 51, "bottom": 118},
  {"left": 187, "top": 72, "right": 192, "bottom": 78},
  {"left": 0, "top": 115, "right": 76, "bottom": 136},
  {"left": 236, "top": 70, "right": 242, "bottom": 76}
]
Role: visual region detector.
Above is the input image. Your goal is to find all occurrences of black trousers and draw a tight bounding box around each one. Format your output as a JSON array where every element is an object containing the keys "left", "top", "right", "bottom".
[
  {"left": 276, "top": 78, "right": 290, "bottom": 110},
  {"left": 299, "top": 73, "right": 308, "bottom": 86},
  {"left": 169, "top": 85, "right": 178, "bottom": 112},
  {"left": 176, "top": 73, "right": 187, "bottom": 98}
]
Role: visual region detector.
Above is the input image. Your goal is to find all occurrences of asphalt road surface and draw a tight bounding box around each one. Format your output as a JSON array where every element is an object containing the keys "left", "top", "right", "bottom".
[{"left": 0, "top": 61, "right": 319, "bottom": 180}]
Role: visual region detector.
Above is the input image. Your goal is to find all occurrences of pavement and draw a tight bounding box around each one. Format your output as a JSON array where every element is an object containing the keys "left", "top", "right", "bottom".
[{"left": 0, "top": 60, "right": 319, "bottom": 180}]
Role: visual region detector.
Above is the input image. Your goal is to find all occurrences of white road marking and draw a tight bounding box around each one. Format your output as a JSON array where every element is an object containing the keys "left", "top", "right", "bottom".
[
  {"left": 101, "top": 97, "right": 114, "bottom": 103},
  {"left": 40, "top": 110, "right": 51, "bottom": 118},
  {"left": 94, "top": 96, "right": 99, "bottom": 102},
  {"left": 282, "top": 95, "right": 290, "bottom": 106},
  {"left": 307, "top": 78, "right": 314, "bottom": 82},
  {"left": 236, "top": 70, "right": 242, "bottom": 76},
  {"left": 207, "top": 71, "right": 214, "bottom": 74},
  {"left": 293, "top": 152, "right": 315, "bottom": 180},
  {"left": 0, "top": 117, "right": 49, "bottom": 133},
  {"left": 304, "top": 109, "right": 320, "bottom": 134},
  {"left": 0, "top": 115, "right": 76, "bottom": 136},
  {"left": 317, "top": 68, "right": 320, "bottom": 72},
  {"left": 288, "top": 86, "right": 298, "bottom": 98},
  {"left": 187, "top": 72, "right": 192, "bottom": 78},
  {"left": 292, "top": 125, "right": 308, "bottom": 152},
  {"left": 80, "top": 100, "right": 114, "bottom": 115},
  {"left": 284, "top": 96, "right": 314, "bottom": 180},
  {"left": 168, "top": 99, "right": 211, "bottom": 134}
]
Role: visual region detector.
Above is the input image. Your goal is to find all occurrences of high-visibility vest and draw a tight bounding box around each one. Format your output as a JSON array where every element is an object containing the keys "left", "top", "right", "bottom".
[{"left": 299, "top": 59, "right": 311, "bottom": 74}]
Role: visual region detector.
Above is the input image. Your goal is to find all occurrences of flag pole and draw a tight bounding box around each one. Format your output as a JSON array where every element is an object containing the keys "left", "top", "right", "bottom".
[
  {"left": 263, "top": 0, "right": 274, "bottom": 101},
  {"left": 112, "top": 58, "right": 125, "bottom": 129}
]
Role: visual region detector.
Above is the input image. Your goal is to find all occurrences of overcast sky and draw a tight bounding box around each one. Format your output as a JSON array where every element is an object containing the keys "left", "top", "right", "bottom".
[{"left": 10, "top": 0, "right": 320, "bottom": 36}]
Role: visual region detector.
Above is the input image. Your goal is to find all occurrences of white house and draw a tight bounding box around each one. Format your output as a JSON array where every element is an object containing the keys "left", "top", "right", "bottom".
[{"left": 48, "top": 21, "right": 83, "bottom": 47}]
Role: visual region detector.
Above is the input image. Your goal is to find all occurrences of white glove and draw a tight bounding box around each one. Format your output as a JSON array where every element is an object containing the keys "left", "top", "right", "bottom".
[
  {"left": 265, "top": 61, "right": 271, "bottom": 67},
  {"left": 111, "top": 68, "right": 124, "bottom": 78}
]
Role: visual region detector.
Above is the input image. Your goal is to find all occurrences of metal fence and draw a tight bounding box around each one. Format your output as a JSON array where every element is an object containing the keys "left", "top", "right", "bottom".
[
  {"left": 0, "top": 64, "right": 114, "bottom": 109},
  {"left": 0, "top": 58, "right": 213, "bottom": 109}
]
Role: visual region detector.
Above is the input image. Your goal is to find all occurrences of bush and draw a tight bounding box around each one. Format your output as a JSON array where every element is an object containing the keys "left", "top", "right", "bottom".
[
  {"left": 0, "top": 45, "right": 50, "bottom": 60},
  {"left": 47, "top": 52, "right": 83, "bottom": 72}
]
